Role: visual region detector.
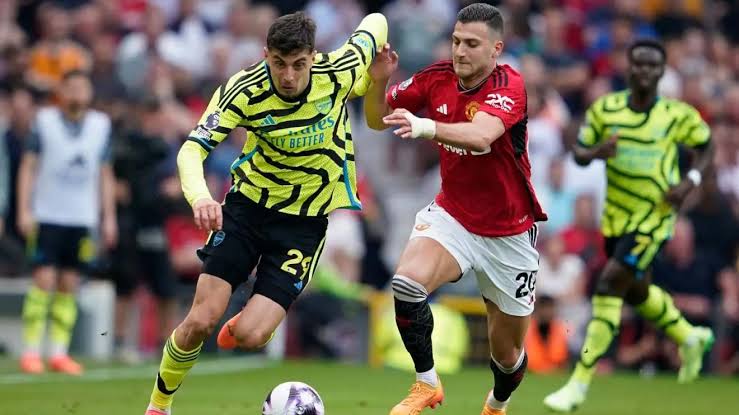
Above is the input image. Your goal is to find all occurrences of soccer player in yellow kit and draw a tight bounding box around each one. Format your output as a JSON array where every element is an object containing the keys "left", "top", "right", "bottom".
[
  {"left": 544, "top": 39, "right": 715, "bottom": 412},
  {"left": 144, "top": 11, "right": 387, "bottom": 415}
]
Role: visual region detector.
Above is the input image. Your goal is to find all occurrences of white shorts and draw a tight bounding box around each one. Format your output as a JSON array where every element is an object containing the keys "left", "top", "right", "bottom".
[{"left": 409, "top": 202, "right": 540, "bottom": 316}]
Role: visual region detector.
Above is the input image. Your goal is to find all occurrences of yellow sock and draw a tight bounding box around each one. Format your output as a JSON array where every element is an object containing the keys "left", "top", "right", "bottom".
[
  {"left": 22, "top": 286, "right": 51, "bottom": 354},
  {"left": 636, "top": 285, "right": 694, "bottom": 345},
  {"left": 49, "top": 292, "right": 78, "bottom": 356},
  {"left": 572, "top": 295, "right": 623, "bottom": 386},
  {"left": 150, "top": 331, "right": 203, "bottom": 410}
]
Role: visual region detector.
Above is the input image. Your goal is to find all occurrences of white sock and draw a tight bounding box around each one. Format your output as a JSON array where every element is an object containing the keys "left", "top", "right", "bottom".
[
  {"left": 49, "top": 342, "right": 68, "bottom": 358},
  {"left": 416, "top": 367, "right": 438, "bottom": 387},
  {"left": 486, "top": 391, "right": 510, "bottom": 410}
]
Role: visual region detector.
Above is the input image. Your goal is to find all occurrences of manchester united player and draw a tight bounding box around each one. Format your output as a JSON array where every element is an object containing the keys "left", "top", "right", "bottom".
[{"left": 364, "top": 3, "right": 546, "bottom": 415}]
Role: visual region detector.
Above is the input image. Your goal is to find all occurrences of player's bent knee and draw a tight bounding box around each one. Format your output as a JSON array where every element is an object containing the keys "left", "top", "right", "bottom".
[
  {"left": 182, "top": 308, "right": 222, "bottom": 340},
  {"left": 391, "top": 274, "right": 429, "bottom": 303},
  {"left": 493, "top": 347, "right": 524, "bottom": 369},
  {"left": 234, "top": 328, "right": 273, "bottom": 350}
]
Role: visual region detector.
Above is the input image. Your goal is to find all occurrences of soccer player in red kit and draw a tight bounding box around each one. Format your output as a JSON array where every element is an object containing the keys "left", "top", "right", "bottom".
[{"left": 364, "top": 4, "right": 546, "bottom": 415}]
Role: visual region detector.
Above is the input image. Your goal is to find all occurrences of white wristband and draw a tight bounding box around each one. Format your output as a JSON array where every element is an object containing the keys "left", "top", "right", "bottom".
[
  {"left": 686, "top": 169, "right": 702, "bottom": 187},
  {"left": 401, "top": 112, "right": 436, "bottom": 139}
]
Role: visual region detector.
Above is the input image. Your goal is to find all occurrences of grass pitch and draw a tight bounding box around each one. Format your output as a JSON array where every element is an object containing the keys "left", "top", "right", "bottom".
[{"left": 0, "top": 358, "right": 736, "bottom": 415}]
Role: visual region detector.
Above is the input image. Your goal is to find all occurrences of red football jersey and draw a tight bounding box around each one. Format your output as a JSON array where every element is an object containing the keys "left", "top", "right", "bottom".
[{"left": 386, "top": 61, "right": 547, "bottom": 237}]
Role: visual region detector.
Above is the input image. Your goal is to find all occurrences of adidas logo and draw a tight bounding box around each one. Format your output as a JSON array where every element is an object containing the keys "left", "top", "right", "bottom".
[
  {"left": 436, "top": 104, "right": 448, "bottom": 115},
  {"left": 260, "top": 115, "right": 277, "bottom": 126}
]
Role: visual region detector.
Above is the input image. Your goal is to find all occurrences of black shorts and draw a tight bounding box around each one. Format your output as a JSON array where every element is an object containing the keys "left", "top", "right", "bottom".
[
  {"left": 605, "top": 232, "right": 667, "bottom": 278},
  {"left": 28, "top": 223, "right": 95, "bottom": 271},
  {"left": 197, "top": 192, "right": 328, "bottom": 311}
]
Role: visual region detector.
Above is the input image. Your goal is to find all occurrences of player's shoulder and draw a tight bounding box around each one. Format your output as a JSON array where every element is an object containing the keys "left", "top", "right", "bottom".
[
  {"left": 590, "top": 90, "right": 629, "bottom": 114},
  {"left": 223, "top": 60, "right": 270, "bottom": 98},
  {"left": 482, "top": 64, "right": 525, "bottom": 93},
  {"left": 415, "top": 60, "right": 455, "bottom": 79},
  {"left": 495, "top": 63, "right": 524, "bottom": 83},
  {"left": 659, "top": 97, "right": 700, "bottom": 117}
]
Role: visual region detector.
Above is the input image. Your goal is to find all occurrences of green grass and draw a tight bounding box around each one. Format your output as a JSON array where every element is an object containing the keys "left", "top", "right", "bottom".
[{"left": 0, "top": 358, "right": 736, "bottom": 414}]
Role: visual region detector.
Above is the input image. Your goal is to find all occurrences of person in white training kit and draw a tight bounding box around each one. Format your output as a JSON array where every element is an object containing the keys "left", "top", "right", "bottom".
[{"left": 17, "top": 70, "right": 117, "bottom": 375}]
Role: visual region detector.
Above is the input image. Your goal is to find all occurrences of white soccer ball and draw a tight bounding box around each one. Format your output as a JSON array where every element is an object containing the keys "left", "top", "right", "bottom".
[{"left": 262, "top": 381, "right": 325, "bottom": 415}]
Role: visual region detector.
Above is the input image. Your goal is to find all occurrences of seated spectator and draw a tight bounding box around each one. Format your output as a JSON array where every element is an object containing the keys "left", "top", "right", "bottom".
[
  {"left": 653, "top": 217, "right": 731, "bottom": 329},
  {"left": 526, "top": 296, "right": 569, "bottom": 374},
  {"left": 560, "top": 193, "right": 607, "bottom": 285},
  {"left": 536, "top": 235, "right": 589, "bottom": 353},
  {"left": 537, "top": 157, "right": 576, "bottom": 236},
  {"left": 26, "top": 4, "right": 91, "bottom": 94}
]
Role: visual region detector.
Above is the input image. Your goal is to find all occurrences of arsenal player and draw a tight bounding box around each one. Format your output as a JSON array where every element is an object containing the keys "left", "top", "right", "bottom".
[{"left": 364, "top": 3, "right": 547, "bottom": 415}]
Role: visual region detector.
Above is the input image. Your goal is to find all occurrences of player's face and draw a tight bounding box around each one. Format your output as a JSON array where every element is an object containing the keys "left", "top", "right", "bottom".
[
  {"left": 265, "top": 48, "right": 316, "bottom": 98},
  {"left": 452, "top": 21, "right": 503, "bottom": 82},
  {"left": 60, "top": 75, "right": 93, "bottom": 116},
  {"left": 627, "top": 47, "right": 665, "bottom": 92}
]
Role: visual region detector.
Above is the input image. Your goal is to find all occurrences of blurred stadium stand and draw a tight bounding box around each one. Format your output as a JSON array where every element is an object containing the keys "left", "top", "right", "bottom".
[{"left": 0, "top": 0, "right": 737, "bottom": 376}]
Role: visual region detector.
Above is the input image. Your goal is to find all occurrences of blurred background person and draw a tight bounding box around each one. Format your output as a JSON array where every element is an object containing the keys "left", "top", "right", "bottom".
[
  {"left": 16, "top": 71, "right": 116, "bottom": 375},
  {"left": 111, "top": 95, "right": 180, "bottom": 362},
  {"left": 525, "top": 296, "right": 569, "bottom": 374}
]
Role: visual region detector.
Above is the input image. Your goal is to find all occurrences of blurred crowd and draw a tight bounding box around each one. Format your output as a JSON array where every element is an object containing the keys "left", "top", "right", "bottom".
[{"left": 0, "top": 0, "right": 738, "bottom": 375}]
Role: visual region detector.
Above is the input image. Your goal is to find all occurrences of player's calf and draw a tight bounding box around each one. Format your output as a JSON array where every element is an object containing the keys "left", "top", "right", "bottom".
[{"left": 392, "top": 274, "right": 436, "bottom": 383}]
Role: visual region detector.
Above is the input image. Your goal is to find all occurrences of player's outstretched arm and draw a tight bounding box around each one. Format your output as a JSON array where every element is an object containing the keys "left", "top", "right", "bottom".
[
  {"left": 178, "top": 76, "right": 247, "bottom": 231},
  {"left": 177, "top": 142, "right": 223, "bottom": 231},
  {"left": 365, "top": 44, "right": 399, "bottom": 130},
  {"left": 383, "top": 108, "right": 505, "bottom": 153}
]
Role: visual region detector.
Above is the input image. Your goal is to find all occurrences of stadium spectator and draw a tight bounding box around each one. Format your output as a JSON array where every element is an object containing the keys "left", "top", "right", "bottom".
[
  {"left": 209, "top": 1, "right": 270, "bottom": 82},
  {"left": 560, "top": 193, "right": 607, "bottom": 284},
  {"left": 26, "top": 3, "right": 91, "bottom": 95},
  {"left": 0, "top": 124, "right": 8, "bottom": 237},
  {"left": 525, "top": 296, "right": 569, "bottom": 374},
  {"left": 111, "top": 95, "right": 181, "bottom": 362},
  {"left": 536, "top": 235, "right": 589, "bottom": 354},
  {"left": 2, "top": 85, "right": 36, "bottom": 245},
  {"left": 116, "top": 5, "right": 188, "bottom": 96},
  {"left": 537, "top": 157, "right": 576, "bottom": 236}
]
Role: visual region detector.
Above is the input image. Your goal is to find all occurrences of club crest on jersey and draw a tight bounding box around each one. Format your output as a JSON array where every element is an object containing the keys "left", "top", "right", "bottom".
[
  {"left": 213, "top": 230, "right": 226, "bottom": 246},
  {"left": 398, "top": 77, "right": 413, "bottom": 91},
  {"left": 204, "top": 111, "right": 221, "bottom": 130},
  {"left": 465, "top": 101, "right": 480, "bottom": 121},
  {"left": 314, "top": 96, "right": 332, "bottom": 114}
]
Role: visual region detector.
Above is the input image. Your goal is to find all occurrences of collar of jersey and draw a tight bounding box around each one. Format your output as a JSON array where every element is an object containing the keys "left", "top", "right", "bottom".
[
  {"left": 626, "top": 92, "right": 660, "bottom": 113},
  {"left": 457, "top": 65, "right": 498, "bottom": 94},
  {"left": 264, "top": 61, "right": 312, "bottom": 103}
]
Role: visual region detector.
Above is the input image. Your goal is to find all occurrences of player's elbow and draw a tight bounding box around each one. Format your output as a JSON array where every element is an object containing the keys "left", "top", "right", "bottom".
[{"left": 471, "top": 131, "right": 496, "bottom": 152}]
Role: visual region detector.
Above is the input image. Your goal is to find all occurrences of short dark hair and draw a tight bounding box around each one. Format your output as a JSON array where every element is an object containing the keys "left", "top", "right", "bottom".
[
  {"left": 628, "top": 38, "right": 666, "bottom": 63},
  {"left": 457, "top": 3, "right": 504, "bottom": 35},
  {"left": 266, "top": 12, "right": 316, "bottom": 55}
]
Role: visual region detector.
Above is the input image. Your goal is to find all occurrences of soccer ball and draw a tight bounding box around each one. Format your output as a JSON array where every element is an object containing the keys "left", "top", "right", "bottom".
[{"left": 262, "top": 381, "right": 325, "bottom": 415}]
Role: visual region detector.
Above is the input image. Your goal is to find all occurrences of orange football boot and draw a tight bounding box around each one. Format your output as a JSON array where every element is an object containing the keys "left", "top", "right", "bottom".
[
  {"left": 19, "top": 353, "right": 44, "bottom": 374},
  {"left": 389, "top": 378, "right": 444, "bottom": 415},
  {"left": 216, "top": 311, "right": 241, "bottom": 350},
  {"left": 49, "top": 355, "right": 83, "bottom": 375}
]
